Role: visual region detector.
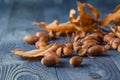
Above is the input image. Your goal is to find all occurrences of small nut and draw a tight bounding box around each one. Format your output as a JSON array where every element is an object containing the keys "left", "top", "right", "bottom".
[
  {"left": 82, "top": 42, "right": 97, "bottom": 49},
  {"left": 23, "top": 34, "right": 38, "bottom": 44},
  {"left": 84, "top": 33, "right": 99, "bottom": 41},
  {"left": 88, "top": 45, "right": 104, "bottom": 56},
  {"left": 82, "top": 39, "right": 99, "bottom": 49},
  {"left": 103, "top": 32, "right": 115, "bottom": 43},
  {"left": 82, "top": 39, "right": 99, "bottom": 45},
  {"left": 48, "top": 31, "right": 56, "bottom": 39},
  {"left": 35, "top": 41, "right": 47, "bottom": 49},
  {"left": 75, "top": 30, "right": 85, "bottom": 38},
  {"left": 116, "top": 32, "right": 120, "bottom": 38},
  {"left": 65, "top": 42, "right": 73, "bottom": 49},
  {"left": 78, "top": 48, "right": 87, "bottom": 57},
  {"left": 69, "top": 56, "right": 83, "bottom": 66},
  {"left": 41, "top": 55, "right": 59, "bottom": 67},
  {"left": 111, "top": 38, "right": 120, "bottom": 49},
  {"left": 104, "top": 44, "right": 111, "bottom": 50},
  {"left": 41, "top": 50, "right": 59, "bottom": 66},
  {"left": 73, "top": 40, "right": 81, "bottom": 47},
  {"left": 117, "top": 44, "right": 120, "bottom": 52},
  {"left": 73, "top": 46, "right": 81, "bottom": 52},
  {"left": 74, "top": 35, "right": 81, "bottom": 42},
  {"left": 36, "top": 32, "right": 49, "bottom": 42},
  {"left": 56, "top": 47, "right": 63, "bottom": 57},
  {"left": 63, "top": 46, "right": 72, "bottom": 57}
]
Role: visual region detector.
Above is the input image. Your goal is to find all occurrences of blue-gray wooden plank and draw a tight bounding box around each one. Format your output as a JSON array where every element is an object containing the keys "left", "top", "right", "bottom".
[{"left": 0, "top": 1, "right": 62, "bottom": 80}]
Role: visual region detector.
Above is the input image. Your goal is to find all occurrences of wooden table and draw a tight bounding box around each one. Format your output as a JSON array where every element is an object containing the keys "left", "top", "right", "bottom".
[{"left": 0, "top": 1, "right": 120, "bottom": 80}]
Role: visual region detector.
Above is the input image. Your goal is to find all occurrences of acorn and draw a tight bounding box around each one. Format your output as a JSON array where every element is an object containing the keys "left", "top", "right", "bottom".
[
  {"left": 48, "top": 31, "right": 56, "bottom": 39},
  {"left": 88, "top": 45, "right": 104, "bottom": 56},
  {"left": 111, "top": 38, "right": 120, "bottom": 49},
  {"left": 36, "top": 32, "right": 49, "bottom": 42},
  {"left": 56, "top": 47, "right": 63, "bottom": 57},
  {"left": 63, "top": 46, "right": 72, "bottom": 57},
  {"left": 35, "top": 41, "right": 47, "bottom": 49},
  {"left": 41, "top": 51, "right": 59, "bottom": 66},
  {"left": 104, "top": 44, "right": 111, "bottom": 50},
  {"left": 78, "top": 48, "right": 87, "bottom": 57},
  {"left": 23, "top": 34, "right": 38, "bottom": 44},
  {"left": 103, "top": 32, "right": 115, "bottom": 43},
  {"left": 69, "top": 56, "right": 83, "bottom": 66},
  {"left": 117, "top": 44, "right": 120, "bottom": 52},
  {"left": 41, "top": 55, "right": 59, "bottom": 67}
]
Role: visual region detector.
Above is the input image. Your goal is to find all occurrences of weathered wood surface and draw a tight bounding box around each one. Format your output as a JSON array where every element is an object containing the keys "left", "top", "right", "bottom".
[{"left": 0, "top": 0, "right": 120, "bottom": 80}]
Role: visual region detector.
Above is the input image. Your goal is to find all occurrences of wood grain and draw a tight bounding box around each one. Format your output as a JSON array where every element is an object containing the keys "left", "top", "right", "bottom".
[{"left": 0, "top": 2, "right": 60, "bottom": 80}]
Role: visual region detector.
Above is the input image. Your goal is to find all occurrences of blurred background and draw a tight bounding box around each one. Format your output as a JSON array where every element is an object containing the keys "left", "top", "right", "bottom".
[
  {"left": 0, "top": 0, "right": 120, "bottom": 32},
  {"left": 0, "top": 0, "right": 120, "bottom": 21}
]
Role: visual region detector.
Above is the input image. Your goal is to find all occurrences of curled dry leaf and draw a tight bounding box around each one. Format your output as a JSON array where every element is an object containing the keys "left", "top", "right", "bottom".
[
  {"left": 113, "top": 4, "right": 120, "bottom": 12},
  {"left": 11, "top": 44, "right": 54, "bottom": 58},
  {"left": 113, "top": 4, "right": 120, "bottom": 26},
  {"left": 77, "top": 1, "right": 86, "bottom": 15},
  {"left": 33, "top": 1, "right": 100, "bottom": 34},
  {"left": 100, "top": 10, "right": 120, "bottom": 26},
  {"left": 78, "top": 48, "right": 87, "bottom": 57},
  {"left": 33, "top": 20, "right": 77, "bottom": 34},
  {"left": 69, "top": 9, "right": 76, "bottom": 23},
  {"left": 86, "top": 3, "right": 99, "bottom": 19}
]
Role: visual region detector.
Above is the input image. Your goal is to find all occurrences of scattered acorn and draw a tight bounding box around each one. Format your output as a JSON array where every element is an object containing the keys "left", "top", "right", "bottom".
[
  {"left": 117, "top": 44, "right": 120, "bottom": 52},
  {"left": 48, "top": 31, "right": 56, "bottom": 39},
  {"left": 35, "top": 41, "right": 47, "bottom": 49},
  {"left": 23, "top": 34, "right": 38, "bottom": 44},
  {"left": 69, "top": 56, "right": 83, "bottom": 66},
  {"left": 63, "top": 46, "right": 72, "bottom": 57},
  {"left": 78, "top": 48, "right": 87, "bottom": 57},
  {"left": 36, "top": 32, "right": 49, "bottom": 42},
  {"left": 88, "top": 45, "right": 104, "bottom": 56},
  {"left": 104, "top": 44, "right": 111, "bottom": 50},
  {"left": 103, "top": 32, "right": 115, "bottom": 43},
  {"left": 41, "top": 51, "right": 59, "bottom": 66},
  {"left": 56, "top": 47, "right": 63, "bottom": 57},
  {"left": 111, "top": 38, "right": 120, "bottom": 49},
  {"left": 41, "top": 55, "right": 59, "bottom": 66}
]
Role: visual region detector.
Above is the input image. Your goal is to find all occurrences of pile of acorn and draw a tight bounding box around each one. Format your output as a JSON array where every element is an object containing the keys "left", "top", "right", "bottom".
[{"left": 23, "top": 29, "right": 120, "bottom": 67}]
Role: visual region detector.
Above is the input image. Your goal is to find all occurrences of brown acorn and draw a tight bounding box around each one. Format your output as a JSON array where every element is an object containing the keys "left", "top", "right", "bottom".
[
  {"left": 69, "top": 56, "right": 83, "bottom": 66},
  {"left": 23, "top": 34, "right": 38, "bottom": 44},
  {"left": 88, "top": 45, "right": 104, "bottom": 56}
]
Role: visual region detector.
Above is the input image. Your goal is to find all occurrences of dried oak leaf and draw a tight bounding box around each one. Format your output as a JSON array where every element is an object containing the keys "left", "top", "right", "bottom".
[
  {"left": 86, "top": 3, "right": 99, "bottom": 19},
  {"left": 33, "top": 20, "right": 78, "bottom": 34},
  {"left": 70, "top": 2, "right": 98, "bottom": 32},
  {"left": 113, "top": 4, "right": 120, "bottom": 12},
  {"left": 11, "top": 44, "right": 54, "bottom": 58},
  {"left": 113, "top": 4, "right": 120, "bottom": 26},
  {"left": 100, "top": 10, "right": 120, "bottom": 26},
  {"left": 77, "top": 1, "right": 86, "bottom": 14},
  {"left": 69, "top": 9, "right": 76, "bottom": 23}
]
